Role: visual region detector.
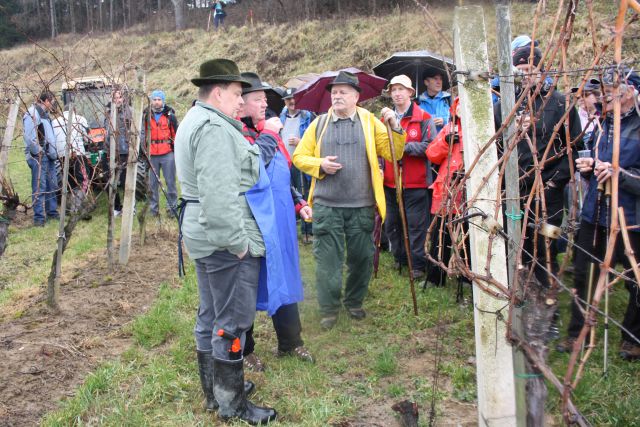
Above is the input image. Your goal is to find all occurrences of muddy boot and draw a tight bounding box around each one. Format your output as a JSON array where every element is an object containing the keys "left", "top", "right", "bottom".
[
  {"left": 213, "top": 357, "right": 277, "bottom": 425},
  {"left": 197, "top": 352, "right": 255, "bottom": 413},
  {"left": 196, "top": 351, "right": 218, "bottom": 412}
]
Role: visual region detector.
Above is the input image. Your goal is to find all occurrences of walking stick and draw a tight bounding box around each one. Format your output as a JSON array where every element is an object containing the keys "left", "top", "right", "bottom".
[
  {"left": 584, "top": 182, "right": 603, "bottom": 356},
  {"left": 603, "top": 179, "right": 612, "bottom": 376},
  {"left": 386, "top": 122, "right": 418, "bottom": 315},
  {"left": 373, "top": 210, "right": 382, "bottom": 278},
  {"left": 207, "top": 10, "right": 212, "bottom": 32}
]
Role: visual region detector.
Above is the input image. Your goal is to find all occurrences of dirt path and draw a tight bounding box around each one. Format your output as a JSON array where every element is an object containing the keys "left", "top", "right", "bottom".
[{"left": 0, "top": 231, "right": 177, "bottom": 427}]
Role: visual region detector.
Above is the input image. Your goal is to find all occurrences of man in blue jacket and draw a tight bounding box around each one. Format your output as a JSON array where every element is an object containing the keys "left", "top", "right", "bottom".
[
  {"left": 418, "top": 69, "right": 451, "bottom": 132},
  {"left": 556, "top": 67, "right": 640, "bottom": 361},
  {"left": 23, "top": 91, "right": 59, "bottom": 226}
]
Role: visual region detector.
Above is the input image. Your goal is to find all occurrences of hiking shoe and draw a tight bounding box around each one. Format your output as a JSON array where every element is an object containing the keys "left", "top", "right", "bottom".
[
  {"left": 346, "top": 308, "right": 367, "bottom": 320},
  {"left": 555, "top": 336, "right": 577, "bottom": 353},
  {"left": 619, "top": 340, "right": 640, "bottom": 361},
  {"left": 277, "top": 346, "right": 314, "bottom": 363},
  {"left": 243, "top": 353, "right": 265, "bottom": 372},
  {"left": 114, "top": 209, "right": 122, "bottom": 217},
  {"left": 33, "top": 221, "right": 45, "bottom": 227},
  {"left": 320, "top": 315, "right": 338, "bottom": 330}
]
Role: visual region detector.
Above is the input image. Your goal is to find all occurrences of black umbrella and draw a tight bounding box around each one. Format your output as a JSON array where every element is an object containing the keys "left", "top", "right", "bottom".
[
  {"left": 266, "top": 86, "right": 285, "bottom": 116},
  {"left": 373, "top": 50, "right": 455, "bottom": 96}
]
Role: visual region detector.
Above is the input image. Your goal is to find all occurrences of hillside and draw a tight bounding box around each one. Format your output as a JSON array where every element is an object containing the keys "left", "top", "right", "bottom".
[{"left": 0, "top": 1, "right": 634, "bottom": 117}]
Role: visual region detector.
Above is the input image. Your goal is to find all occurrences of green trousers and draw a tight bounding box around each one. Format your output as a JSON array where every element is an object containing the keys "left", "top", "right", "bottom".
[{"left": 312, "top": 204, "right": 375, "bottom": 316}]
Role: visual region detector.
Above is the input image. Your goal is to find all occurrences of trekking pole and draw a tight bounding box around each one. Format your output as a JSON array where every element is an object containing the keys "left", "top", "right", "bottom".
[
  {"left": 603, "top": 179, "right": 612, "bottom": 376},
  {"left": 386, "top": 122, "right": 418, "bottom": 315},
  {"left": 584, "top": 181, "right": 603, "bottom": 357}
]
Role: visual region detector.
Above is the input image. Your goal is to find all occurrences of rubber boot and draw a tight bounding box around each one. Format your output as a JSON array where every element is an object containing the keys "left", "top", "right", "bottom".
[
  {"left": 196, "top": 351, "right": 217, "bottom": 412},
  {"left": 213, "top": 357, "right": 277, "bottom": 425},
  {"left": 197, "top": 351, "right": 255, "bottom": 413}
]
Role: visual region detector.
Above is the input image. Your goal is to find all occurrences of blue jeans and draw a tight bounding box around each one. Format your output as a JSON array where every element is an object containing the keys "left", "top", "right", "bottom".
[{"left": 27, "top": 155, "right": 58, "bottom": 224}]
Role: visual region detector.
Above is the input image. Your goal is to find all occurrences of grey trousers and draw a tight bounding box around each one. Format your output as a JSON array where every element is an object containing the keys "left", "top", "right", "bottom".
[
  {"left": 149, "top": 152, "right": 178, "bottom": 215},
  {"left": 194, "top": 250, "right": 260, "bottom": 359}
]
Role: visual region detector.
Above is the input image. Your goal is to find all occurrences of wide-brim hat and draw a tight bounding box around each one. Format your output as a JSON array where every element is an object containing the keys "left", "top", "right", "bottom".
[
  {"left": 570, "top": 78, "right": 601, "bottom": 94},
  {"left": 282, "top": 87, "right": 297, "bottom": 100},
  {"left": 241, "top": 72, "right": 274, "bottom": 95},
  {"left": 601, "top": 66, "right": 640, "bottom": 91},
  {"left": 191, "top": 59, "right": 250, "bottom": 88},
  {"left": 326, "top": 71, "right": 361, "bottom": 92},
  {"left": 384, "top": 74, "right": 415, "bottom": 95}
]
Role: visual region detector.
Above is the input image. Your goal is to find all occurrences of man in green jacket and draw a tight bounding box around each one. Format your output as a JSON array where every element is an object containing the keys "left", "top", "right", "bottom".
[{"left": 174, "top": 58, "right": 276, "bottom": 425}]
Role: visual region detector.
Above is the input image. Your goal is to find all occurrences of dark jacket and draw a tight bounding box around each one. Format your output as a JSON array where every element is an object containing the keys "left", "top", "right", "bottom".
[
  {"left": 581, "top": 109, "right": 640, "bottom": 230},
  {"left": 241, "top": 117, "right": 307, "bottom": 212},
  {"left": 494, "top": 89, "right": 582, "bottom": 189}
]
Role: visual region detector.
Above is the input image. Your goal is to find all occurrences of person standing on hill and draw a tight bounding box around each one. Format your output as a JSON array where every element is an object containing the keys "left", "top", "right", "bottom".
[
  {"left": 23, "top": 90, "right": 59, "bottom": 226},
  {"left": 382, "top": 75, "right": 436, "bottom": 279},
  {"left": 293, "top": 71, "right": 406, "bottom": 330},
  {"left": 212, "top": 0, "right": 226, "bottom": 30},
  {"left": 141, "top": 89, "right": 179, "bottom": 217},
  {"left": 174, "top": 59, "right": 277, "bottom": 425}
]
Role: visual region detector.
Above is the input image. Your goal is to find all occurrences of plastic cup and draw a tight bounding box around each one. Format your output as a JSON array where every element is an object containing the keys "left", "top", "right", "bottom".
[{"left": 578, "top": 149, "right": 591, "bottom": 158}]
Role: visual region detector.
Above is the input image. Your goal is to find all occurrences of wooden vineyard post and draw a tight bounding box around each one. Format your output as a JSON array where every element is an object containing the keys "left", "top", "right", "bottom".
[{"left": 453, "top": 6, "right": 519, "bottom": 425}]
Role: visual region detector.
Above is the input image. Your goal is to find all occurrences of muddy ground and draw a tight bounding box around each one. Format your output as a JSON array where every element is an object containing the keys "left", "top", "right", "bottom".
[{"left": 0, "top": 231, "right": 177, "bottom": 427}]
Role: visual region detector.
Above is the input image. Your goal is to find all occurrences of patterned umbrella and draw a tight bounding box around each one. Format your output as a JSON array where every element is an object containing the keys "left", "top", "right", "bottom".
[{"left": 292, "top": 68, "right": 388, "bottom": 113}]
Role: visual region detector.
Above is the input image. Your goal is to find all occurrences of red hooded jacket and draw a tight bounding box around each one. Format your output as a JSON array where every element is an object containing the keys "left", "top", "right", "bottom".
[{"left": 425, "top": 98, "right": 464, "bottom": 214}]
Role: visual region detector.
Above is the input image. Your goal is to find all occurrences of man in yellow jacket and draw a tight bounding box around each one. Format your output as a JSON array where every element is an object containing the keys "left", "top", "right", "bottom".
[{"left": 293, "top": 71, "right": 405, "bottom": 329}]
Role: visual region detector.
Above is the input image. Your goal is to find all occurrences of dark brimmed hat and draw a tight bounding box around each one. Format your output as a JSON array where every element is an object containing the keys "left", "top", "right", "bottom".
[
  {"left": 326, "top": 71, "right": 361, "bottom": 92},
  {"left": 422, "top": 68, "right": 445, "bottom": 80},
  {"left": 191, "top": 59, "right": 250, "bottom": 88},
  {"left": 282, "top": 87, "right": 297, "bottom": 99},
  {"left": 570, "top": 78, "right": 601, "bottom": 94},
  {"left": 512, "top": 46, "right": 543, "bottom": 68},
  {"left": 241, "top": 72, "right": 273, "bottom": 95},
  {"left": 602, "top": 66, "right": 640, "bottom": 91}
]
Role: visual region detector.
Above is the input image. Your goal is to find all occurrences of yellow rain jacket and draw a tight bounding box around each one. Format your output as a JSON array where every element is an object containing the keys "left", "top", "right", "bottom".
[{"left": 292, "top": 106, "right": 405, "bottom": 221}]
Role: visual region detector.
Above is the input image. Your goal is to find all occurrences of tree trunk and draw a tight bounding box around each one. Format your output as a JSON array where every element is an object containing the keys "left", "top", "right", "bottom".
[
  {"left": 157, "top": 0, "right": 161, "bottom": 12},
  {"left": 70, "top": 0, "right": 76, "bottom": 33},
  {"left": 99, "top": 0, "right": 103, "bottom": 31},
  {"left": 110, "top": 0, "right": 114, "bottom": 31},
  {"left": 85, "top": 0, "right": 92, "bottom": 32},
  {"left": 49, "top": 0, "right": 57, "bottom": 38},
  {"left": 171, "top": 0, "right": 185, "bottom": 30}
]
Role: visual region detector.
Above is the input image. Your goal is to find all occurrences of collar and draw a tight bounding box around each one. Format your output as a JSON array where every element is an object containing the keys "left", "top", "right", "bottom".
[
  {"left": 331, "top": 110, "right": 358, "bottom": 122},
  {"left": 394, "top": 102, "right": 413, "bottom": 120},
  {"left": 196, "top": 100, "right": 243, "bottom": 131}
]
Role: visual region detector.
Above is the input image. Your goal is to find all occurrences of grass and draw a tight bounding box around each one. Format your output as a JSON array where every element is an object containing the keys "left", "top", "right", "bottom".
[
  {"left": 35, "top": 235, "right": 640, "bottom": 426},
  {"left": 39, "top": 241, "right": 480, "bottom": 426}
]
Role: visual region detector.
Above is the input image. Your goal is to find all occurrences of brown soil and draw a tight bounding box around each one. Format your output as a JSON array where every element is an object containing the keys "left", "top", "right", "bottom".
[
  {"left": 0, "top": 231, "right": 177, "bottom": 427},
  {"left": 343, "top": 328, "right": 477, "bottom": 427}
]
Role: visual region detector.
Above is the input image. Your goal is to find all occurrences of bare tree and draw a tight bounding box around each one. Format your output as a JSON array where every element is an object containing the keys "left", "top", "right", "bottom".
[
  {"left": 70, "top": 0, "right": 76, "bottom": 33},
  {"left": 49, "top": 0, "right": 57, "bottom": 38},
  {"left": 171, "top": 0, "right": 185, "bottom": 30}
]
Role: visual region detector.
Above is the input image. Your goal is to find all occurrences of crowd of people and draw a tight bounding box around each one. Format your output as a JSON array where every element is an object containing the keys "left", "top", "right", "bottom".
[{"left": 21, "top": 33, "right": 640, "bottom": 424}]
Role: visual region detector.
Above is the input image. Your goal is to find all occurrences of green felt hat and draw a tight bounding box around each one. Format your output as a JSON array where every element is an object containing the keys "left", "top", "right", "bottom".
[{"left": 191, "top": 59, "right": 251, "bottom": 88}]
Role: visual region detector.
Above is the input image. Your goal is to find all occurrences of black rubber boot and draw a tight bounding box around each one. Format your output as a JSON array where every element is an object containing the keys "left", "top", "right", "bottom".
[
  {"left": 196, "top": 351, "right": 218, "bottom": 412},
  {"left": 197, "top": 352, "right": 256, "bottom": 413},
  {"left": 213, "top": 357, "right": 277, "bottom": 425}
]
